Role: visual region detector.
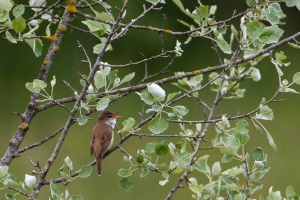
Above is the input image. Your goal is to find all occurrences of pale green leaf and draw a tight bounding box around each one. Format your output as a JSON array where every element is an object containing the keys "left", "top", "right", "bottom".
[
  {"left": 5, "top": 31, "right": 17, "bottom": 43},
  {"left": 252, "top": 147, "right": 264, "bottom": 161},
  {"left": 24, "top": 174, "right": 36, "bottom": 188},
  {"left": 119, "top": 117, "right": 135, "bottom": 133},
  {"left": 140, "top": 168, "right": 149, "bottom": 178},
  {"left": 148, "top": 117, "right": 169, "bottom": 134},
  {"left": 166, "top": 91, "right": 181, "bottom": 103},
  {"left": 119, "top": 72, "right": 135, "bottom": 85},
  {"left": 118, "top": 178, "right": 133, "bottom": 191},
  {"left": 0, "top": 166, "right": 9, "bottom": 178},
  {"left": 78, "top": 166, "right": 92, "bottom": 178},
  {"left": 96, "top": 97, "right": 110, "bottom": 111},
  {"left": 147, "top": 83, "right": 166, "bottom": 102},
  {"left": 173, "top": 105, "right": 189, "bottom": 117},
  {"left": 77, "top": 116, "right": 88, "bottom": 126},
  {"left": 258, "top": 26, "right": 284, "bottom": 44},
  {"left": 288, "top": 42, "right": 300, "bottom": 49},
  {"left": 64, "top": 156, "right": 73, "bottom": 171},
  {"left": 212, "top": 162, "right": 221, "bottom": 176},
  {"left": 94, "top": 71, "right": 105, "bottom": 89},
  {"left": 118, "top": 168, "right": 132, "bottom": 177},
  {"left": 255, "top": 105, "right": 274, "bottom": 120},
  {"left": 136, "top": 90, "right": 154, "bottom": 105},
  {"left": 285, "top": 0, "right": 300, "bottom": 7},
  {"left": 216, "top": 38, "right": 232, "bottom": 54},
  {"left": 50, "top": 183, "right": 60, "bottom": 199},
  {"left": 145, "top": 141, "right": 158, "bottom": 154},
  {"left": 292, "top": 72, "right": 300, "bottom": 85},
  {"left": 12, "top": 4, "right": 25, "bottom": 18},
  {"left": 0, "top": 0, "right": 13, "bottom": 12},
  {"left": 194, "top": 155, "right": 210, "bottom": 174},
  {"left": 70, "top": 195, "right": 83, "bottom": 200}
]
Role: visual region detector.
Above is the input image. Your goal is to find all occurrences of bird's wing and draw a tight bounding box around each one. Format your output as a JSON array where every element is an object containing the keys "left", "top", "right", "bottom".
[
  {"left": 99, "top": 130, "right": 113, "bottom": 157},
  {"left": 90, "top": 133, "right": 95, "bottom": 156}
]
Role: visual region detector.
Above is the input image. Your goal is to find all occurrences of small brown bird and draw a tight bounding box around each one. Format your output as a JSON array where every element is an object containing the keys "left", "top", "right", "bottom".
[{"left": 90, "top": 110, "right": 120, "bottom": 176}]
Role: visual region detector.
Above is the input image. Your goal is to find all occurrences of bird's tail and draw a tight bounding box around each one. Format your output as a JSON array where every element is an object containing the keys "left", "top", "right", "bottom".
[{"left": 96, "top": 156, "right": 103, "bottom": 176}]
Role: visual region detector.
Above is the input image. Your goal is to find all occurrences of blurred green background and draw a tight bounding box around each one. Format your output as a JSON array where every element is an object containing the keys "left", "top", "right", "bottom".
[{"left": 1, "top": 0, "right": 300, "bottom": 199}]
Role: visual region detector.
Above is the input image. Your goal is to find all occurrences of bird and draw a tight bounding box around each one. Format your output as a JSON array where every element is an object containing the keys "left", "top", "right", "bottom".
[{"left": 90, "top": 110, "right": 120, "bottom": 176}]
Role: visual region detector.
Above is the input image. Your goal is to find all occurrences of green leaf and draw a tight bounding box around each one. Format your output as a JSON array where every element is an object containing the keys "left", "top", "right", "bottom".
[
  {"left": 220, "top": 134, "right": 241, "bottom": 155},
  {"left": 5, "top": 31, "right": 17, "bottom": 43},
  {"left": 212, "top": 162, "right": 221, "bottom": 176},
  {"left": 96, "top": 97, "right": 110, "bottom": 111},
  {"left": 94, "top": 71, "right": 105, "bottom": 89},
  {"left": 25, "top": 79, "right": 47, "bottom": 93},
  {"left": 24, "top": 174, "right": 36, "bottom": 188},
  {"left": 136, "top": 90, "right": 155, "bottom": 105},
  {"left": 148, "top": 117, "right": 169, "bottom": 134},
  {"left": 0, "top": 166, "right": 9, "bottom": 178},
  {"left": 4, "top": 193, "right": 16, "bottom": 200},
  {"left": 77, "top": 116, "right": 88, "bottom": 126},
  {"left": 285, "top": 186, "right": 299, "bottom": 198},
  {"left": 25, "top": 37, "right": 43, "bottom": 57},
  {"left": 140, "top": 168, "right": 150, "bottom": 178},
  {"left": 255, "top": 105, "right": 274, "bottom": 120},
  {"left": 285, "top": 0, "right": 300, "bottom": 7},
  {"left": 173, "top": 105, "right": 189, "bottom": 117},
  {"left": 246, "top": 21, "right": 265, "bottom": 39},
  {"left": 86, "top": 94, "right": 97, "bottom": 103},
  {"left": 119, "top": 117, "right": 135, "bottom": 133},
  {"left": 258, "top": 26, "right": 284, "bottom": 44},
  {"left": 58, "top": 168, "right": 72, "bottom": 181},
  {"left": 12, "top": 16, "right": 26, "bottom": 32},
  {"left": 288, "top": 42, "right": 300, "bottom": 49},
  {"left": 50, "top": 183, "right": 60, "bottom": 199},
  {"left": 120, "top": 72, "right": 135, "bottom": 85},
  {"left": 147, "top": 83, "right": 166, "bottom": 102},
  {"left": 145, "top": 141, "right": 158, "bottom": 154},
  {"left": 118, "top": 178, "right": 133, "bottom": 192},
  {"left": 246, "top": 0, "right": 255, "bottom": 6},
  {"left": 264, "top": 128, "right": 277, "bottom": 151},
  {"left": 12, "top": 4, "right": 25, "bottom": 18},
  {"left": 107, "top": 70, "right": 118, "bottom": 83},
  {"left": 252, "top": 147, "right": 264, "bottom": 161},
  {"left": 188, "top": 178, "right": 203, "bottom": 194},
  {"left": 216, "top": 38, "right": 232, "bottom": 54},
  {"left": 0, "top": 0, "right": 13, "bottom": 12},
  {"left": 118, "top": 168, "right": 133, "bottom": 177},
  {"left": 82, "top": 20, "right": 103, "bottom": 32},
  {"left": 155, "top": 140, "right": 169, "bottom": 156},
  {"left": 194, "top": 155, "right": 210, "bottom": 174},
  {"left": 145, "top": 0, "right": 161, "bottom": 5},
  {"left": 78, "top": 166, "right": 92, "bottom": 178},
  {"left": 64, "top": 156, "right": 73, "bottom": 170},
  {"left": 222, "top": 167, "right": 242, "bottom": 177},
  {"left": 221, "top": 155, "right": 233, "bottom": 163},
  {"left": 166, "top": 91, "right": 181, "bottom": 103},
  {"left": 293, "top": 72, "right": 300, "bottom": 85}
]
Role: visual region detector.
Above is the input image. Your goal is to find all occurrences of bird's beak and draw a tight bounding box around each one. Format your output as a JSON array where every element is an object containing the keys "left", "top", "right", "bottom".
[{"left": 112, "top": 112, "right": 121, "bottom": 118}]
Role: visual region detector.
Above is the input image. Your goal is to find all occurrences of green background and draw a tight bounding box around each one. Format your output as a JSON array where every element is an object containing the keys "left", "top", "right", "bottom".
[{"left": 1, "top": 0, "right": 300, "bottom": 199}]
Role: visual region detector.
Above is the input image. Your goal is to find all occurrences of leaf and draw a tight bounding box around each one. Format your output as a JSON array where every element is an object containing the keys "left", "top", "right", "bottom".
[
  {"left": 135, "top": 153, "right": 144, "bottom": 164},
  {"left": 118, "top": 168, "right": 132, "bottom": 177},
  {"left": 246, "top": 0, "right": 255, "bottom": 6},
  {"left": 82, "top": 20, "right": 103, "bottom": 32},
  {"left": 0, "top": 0, "right": 13, "bottom": 12},
  {"left": 96, "top": 97, "right": 110, "bottom": 111},
  {"left": 173, "top": 105, "right": 189, "bottom": 117},
  {"left": 25, "top": 79, "right": 47, "bottom": 93},
  {"left": 285, "top": 0, "right": 300, "bottom": 7},
  {"left": 50, "top": 183, "right": 60, "bottom": 199},
  {"left": 293, "top": 72, "right": 300, "bottom": 85},
  {"left": 140, "top": 168, "right": 150, "bottom": 178},
  {"left": 147, "top": 83, "right": 166, "bottom": 102},
  {"left": 221, "top": 155, "right": 233, "bottom": 163},
  {"left": 246, "top": 21, "right": 265, "bottom": 39},
  {"left": 194, "top": 155, "right": 210, "bottom": 174},
  {"left": 12, "top": 16, "right": 26, "bottom": 32},
  {"left": 118, "top": 178, "right": 133, "bottom": 192},
  {"left": 250, "top": 67, "right": 261, "bottom": 81},
  {"left": 285, "top": 186, "right": 299, "bottom": 198},
  {"left": 136, "top": 90, "right": 154, "bottom": 105},
  {"left": 5, "top": 31, "right": 17, "bottom": 43},
  {"left": 24, "top": 174, "right": 36, "bottom": 188},
  {"left": 145, "top": 141, "right": 158, "bottom": 153},
  {"left": 255, "top": 105, "right": 274, "bottom": 120},
  {"left": 12, "top": 4, "right": 25, "bottom": 18},
  {"left": 78, "top": 166, "right": 92, "bottom": 178},
  {"left": 166, "top": 91, "right": 181, "bottom": 103},
  {"left": 258, "top": 26, "right": 284, "bottom": 44},
  {"left": 220, "top": 134, "right": 241, "bottom": 155},
  {"left": 155, "top": 140, "right": 169, "bottom": 156},
  {"left": 264, "top": 128, "right": 277, "bottom": 151},
  {"left": 0, "top": 166, "right": 9, "bottom": 178},
  {"left": 216, "top": 38, "right": 232, "bottom": 54},
  {"left": 212, "top": 162, "right": 221, "bottom": 176},
  {"left": 148, "top": 117, "right": 169, "bottom": 134},
  {"left": 119, "top": 72, "right": 135, "bottom": 85},
  {"left": 288, "top": 42, "right": 300, "bottom": 49},
  {"left": 107, "top": 70, "right": 118, "bottom": 83},
  {"left": 77, "top": 116, "right": 88, "bottom": 126},
  {"left": 252, "top": 147, "right": 264, "bottom": 161},
  {"left": 119, "top": 117, "right": 135, "bottom": 133},
  {"left": 4, "top": 193, "right": 16, "bottom": 200},
  {"left": 94, "top": 71, "right": 105, "bottom": 89},
  {"left": 64, "top": 156, "right": 73, "bottom": 170}
]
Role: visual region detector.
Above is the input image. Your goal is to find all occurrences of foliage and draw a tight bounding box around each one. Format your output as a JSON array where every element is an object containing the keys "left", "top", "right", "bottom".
[{"left": 1, "top": 0, "right": 300, "bottom": 199}]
